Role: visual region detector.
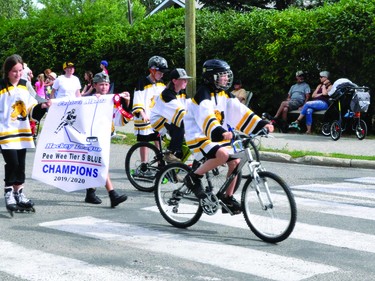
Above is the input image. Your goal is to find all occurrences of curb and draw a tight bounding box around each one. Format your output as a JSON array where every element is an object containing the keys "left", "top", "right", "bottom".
[{"left": 260, "top": 152, "right": 375, "bottom": 169}]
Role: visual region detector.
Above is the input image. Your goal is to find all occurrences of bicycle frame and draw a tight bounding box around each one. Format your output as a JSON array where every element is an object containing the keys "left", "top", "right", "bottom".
[{"left": 203, "top": 132, "right": 271, "bottom": 213}]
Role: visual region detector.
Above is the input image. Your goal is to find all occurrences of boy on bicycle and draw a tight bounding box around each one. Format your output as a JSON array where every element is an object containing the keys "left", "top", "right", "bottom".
[
  {"left": 150, "top": 68, "right": 191, "bottom": 163},
  {"left": 183, "top": 59, "right": 274, "bottom": 214},
  {"left": 132, "top": 56, "right": 168, "bottom": 146}
]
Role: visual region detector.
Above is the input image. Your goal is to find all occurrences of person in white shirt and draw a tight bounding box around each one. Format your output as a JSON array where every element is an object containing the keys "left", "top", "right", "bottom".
[{"left": 50, "top": 62, "right": 81, "bottom": 99}]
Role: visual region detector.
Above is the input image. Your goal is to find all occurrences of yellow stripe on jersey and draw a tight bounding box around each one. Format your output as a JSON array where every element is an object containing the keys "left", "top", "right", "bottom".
[
  {"left": 205, "top": 117, "right": 219, "bottom": 138},
  {"left": 202, "top": 114, "right": 216, "bottom": 133},
  {"left": 171, "top": 108, "right": 185, "bottom": 126},
  {"left": 0, "top": 128, "right": 31, "bottom": 136},
  {"left": 151, "top": 117, "right": 166, "bottom": 131}
]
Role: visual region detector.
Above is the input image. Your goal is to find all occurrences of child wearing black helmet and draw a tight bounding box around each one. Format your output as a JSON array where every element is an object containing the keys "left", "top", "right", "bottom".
[{"left": 183, "top": 59, "right": 274, "bottom": 214}]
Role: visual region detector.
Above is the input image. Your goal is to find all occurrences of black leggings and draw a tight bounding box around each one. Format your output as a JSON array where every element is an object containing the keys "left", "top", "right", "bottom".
[
  {"left": 165, "top": 123, "right": 184, "bottom": 154},
  {"left": 0, "top": 148, "right": 26, "bottom": 187}
]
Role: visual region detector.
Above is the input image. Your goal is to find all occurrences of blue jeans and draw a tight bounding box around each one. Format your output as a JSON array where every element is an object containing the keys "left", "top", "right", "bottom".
[{"left": 300, "top": 100, "right": 328, "bottom": 126}]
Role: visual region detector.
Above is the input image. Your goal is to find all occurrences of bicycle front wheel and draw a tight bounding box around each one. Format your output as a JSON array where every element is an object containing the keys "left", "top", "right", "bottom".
[
  {"left": 125, "top": 142, "right": 164, "bottom": 192},
  {"left": 241, "top": 171, "right": 297, "bottom": 243},
  {"left": 154, "top": 163, "right": 203, "bottom": 228}
]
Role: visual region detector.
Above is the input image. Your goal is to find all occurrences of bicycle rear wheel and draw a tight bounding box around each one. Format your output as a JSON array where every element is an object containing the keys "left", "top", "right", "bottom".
[
  {"left": 154, "top": 163, "right": 203, "bottom": 228},
  {"left": 125, "top": 142, "right": 164, "bottom": 192},
  {"left": 241, "top": 171, "right": 297, "bottom": 243}
]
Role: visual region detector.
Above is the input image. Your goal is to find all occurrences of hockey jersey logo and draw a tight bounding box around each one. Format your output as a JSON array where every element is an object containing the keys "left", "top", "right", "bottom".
[
  {"left": 11, "top": 100, "right": 27, "bottom": 121},
  {"left": 214, "top": 109, "right": 225, "bottom": 125}
]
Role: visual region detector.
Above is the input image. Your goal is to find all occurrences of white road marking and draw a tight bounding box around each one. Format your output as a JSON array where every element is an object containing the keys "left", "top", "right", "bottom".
[
  {"left": 40, "top": 216, "right": 338, "bottom": 281},
  {"left": 0, "top": 239, "right": 163, "bottom": 281},
  {"left": 293, "top": 182, "right": 375, "bottom": 199},
  {"left": 345, "top": 177, "right": 375, "bottom": 185},
  {"left": 144, "top": 205, "right": 375, "bottom": 254},
  {"left": 295, "top": 194, "right": 375, "bottom": 220}
]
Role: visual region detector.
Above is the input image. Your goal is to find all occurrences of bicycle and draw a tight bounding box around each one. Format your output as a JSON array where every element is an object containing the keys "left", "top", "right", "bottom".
[
  {"left": 154, "top": 128, "right": 297, "bottom": 243},
  {"left": 125, "top": 133, "right": 251, "bottom": 192}
]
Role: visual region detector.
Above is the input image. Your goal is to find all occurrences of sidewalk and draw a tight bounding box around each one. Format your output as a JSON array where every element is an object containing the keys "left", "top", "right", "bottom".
[
  {"left": 116, "top": 122, "right": 375, "bottom": 169},
  {"left": 258, "top": 133, "right": 375, "bottom": 169}
]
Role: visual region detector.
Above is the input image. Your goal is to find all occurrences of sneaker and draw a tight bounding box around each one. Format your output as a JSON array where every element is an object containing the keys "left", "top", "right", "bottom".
[
  {"left": 163, "top": 152, "right": 181, "bottom": 163},
  {"left": 183, "top": 172, "right": 206, "bottom": 199},
  {"left": 14, "top": 189, "right": 34, "bottom": 209},
  {"left": 4, "top": 187, "right": 17, "bottom": 211},
  {"left": 289, "top": 121, "right": 301, "bottom": 131},
  {"left": 221, "top": 196, "right": 242, "bottom": 214},
  {"left": 133, "top": 168, "right": 154, "bottom": 178}
]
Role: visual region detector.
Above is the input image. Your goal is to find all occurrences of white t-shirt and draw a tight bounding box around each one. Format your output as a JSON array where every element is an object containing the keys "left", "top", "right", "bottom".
[{"left": 52, "top": 75, "right": 81, "bottom": 99}]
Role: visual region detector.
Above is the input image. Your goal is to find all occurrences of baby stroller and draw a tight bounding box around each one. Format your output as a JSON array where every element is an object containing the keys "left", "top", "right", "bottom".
[{"left": 321, "top": 80, "right": 370, "bottom": 141}]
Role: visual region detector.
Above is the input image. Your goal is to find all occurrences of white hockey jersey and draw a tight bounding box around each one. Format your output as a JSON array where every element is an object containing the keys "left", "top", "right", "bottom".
[
  {"left": 184, "top": 84, "right": 265, "bottom": 160},
  {"left": 150, "top": 88, "right": 187, "bottom": 136},
  {"left": 132, "top": 76, "right": 165, "bottom": 136},
  {"left": 0, "top": 79, "right": 38, "bottom": 149}
]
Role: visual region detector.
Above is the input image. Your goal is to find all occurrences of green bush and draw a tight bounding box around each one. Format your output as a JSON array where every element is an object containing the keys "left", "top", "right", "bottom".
[{"left": 0, "top": 0, "right": 374, "bottom": 131}]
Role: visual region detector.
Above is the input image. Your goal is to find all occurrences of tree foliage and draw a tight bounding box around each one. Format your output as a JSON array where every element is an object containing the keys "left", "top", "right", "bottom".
[
  {"left": 199, "top": 0, "right": 341, "bottom": 11},
  {"left": 0, "top": 0, "right": 373, "bottom": 130},
  {"left": 0, "top": 0, "right": 36, "bottom": 19}
]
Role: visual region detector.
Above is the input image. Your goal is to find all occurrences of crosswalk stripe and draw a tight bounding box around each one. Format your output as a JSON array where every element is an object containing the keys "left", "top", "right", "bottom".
[
  {"left": 345, "top": 177, "right": 375, "bottom": 184},
  {"left": 144, "top": 206, "right": 375, "bottom": 254},
  {"left": 295, "top": 195, "right": 375, "bottom": 221},
  {"left": 0, "top": 239, "right": 162, "bottom": 281},
  {"left": 293, "top": 182, "right": 375, "bottom": 199},
  {"left": 40, "top": 216, "right": 338, "bottom": 281}
]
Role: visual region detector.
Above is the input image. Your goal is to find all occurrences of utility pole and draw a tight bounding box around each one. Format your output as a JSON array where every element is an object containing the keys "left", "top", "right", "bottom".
[
  {"left": 185, "top": 0, "right": 196, "bottom": 98},
  {"left": 128, "top": 0, "right": 133, "bottom": 25}
]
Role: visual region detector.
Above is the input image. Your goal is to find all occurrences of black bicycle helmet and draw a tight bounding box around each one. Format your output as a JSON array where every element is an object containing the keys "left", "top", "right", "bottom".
[
  {"left": 202, "top": 59, "right": 233, "bottom": 91},
  {"left": 148, "top": 56, "right": 169, "bottom": 73}
]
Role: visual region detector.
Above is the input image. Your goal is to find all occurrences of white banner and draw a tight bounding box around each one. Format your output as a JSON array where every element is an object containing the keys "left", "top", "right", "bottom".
[{"left": 32, "top": 95, "right": 113, "bottom": 192}]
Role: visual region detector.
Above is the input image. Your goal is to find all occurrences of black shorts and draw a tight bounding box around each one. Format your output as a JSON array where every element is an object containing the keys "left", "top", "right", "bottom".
[
  {"left": 288, "top": 99, "right": 304, "bottom": 111},
  {"left": 136, "top": 132, "right": 159, "bottom": 142}
]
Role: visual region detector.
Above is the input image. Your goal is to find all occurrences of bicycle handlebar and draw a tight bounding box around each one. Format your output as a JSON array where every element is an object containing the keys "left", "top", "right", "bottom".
[{"left": 227, "top": 124, "right": 272, "bottom": 141}]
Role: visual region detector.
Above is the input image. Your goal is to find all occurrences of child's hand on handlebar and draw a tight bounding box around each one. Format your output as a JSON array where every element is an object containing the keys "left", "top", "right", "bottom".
[{"left": 222, "top": 131, "right": 233, "bottom": 140}]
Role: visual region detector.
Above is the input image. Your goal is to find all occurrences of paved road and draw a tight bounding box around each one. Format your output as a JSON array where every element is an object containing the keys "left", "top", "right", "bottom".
[{"left": 1, "top": 145, "right": 375, "bottom": 281}]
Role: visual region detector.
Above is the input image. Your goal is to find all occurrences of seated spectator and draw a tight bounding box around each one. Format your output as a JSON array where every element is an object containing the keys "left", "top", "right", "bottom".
[
  {"left": 271, "top": 71, "right": 311, "bottom": 132},
  {"left": 289, "top": 71, "right": 332, "bottom": 134},
  {"left": 231, "top": 80, "right": 248, "bottom": 105}
]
